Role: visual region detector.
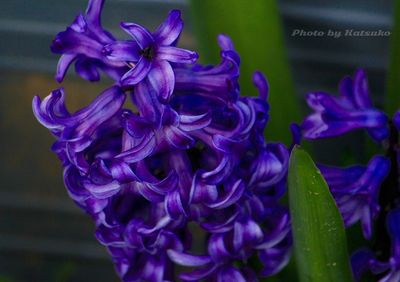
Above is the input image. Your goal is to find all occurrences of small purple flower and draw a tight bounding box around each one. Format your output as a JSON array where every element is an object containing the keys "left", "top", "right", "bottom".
[
  {"left": 301, "top": 69, "right": 389, "bottom": 142},
  {"left": 104, "top": 10, "right": 198, "bottom": 102},
  {"left": 50, "top": 0, "right": 127, "bottom": 82},
  {"left": 351, "top": 208, "right": 400, "bottom": 282},
  {"left": 319, "top": 155, "right": 390, "bottom": 239}
]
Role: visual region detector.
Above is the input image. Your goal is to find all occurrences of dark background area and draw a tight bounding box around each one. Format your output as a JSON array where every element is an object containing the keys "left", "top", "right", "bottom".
[{"left": 0, "top": 0, "right": 393, "bottom": 281}]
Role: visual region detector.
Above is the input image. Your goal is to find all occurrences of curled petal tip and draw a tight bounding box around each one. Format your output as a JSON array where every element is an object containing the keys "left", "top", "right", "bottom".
[{"left": 252, "top": 71, "right": 269, "bottom": 100}]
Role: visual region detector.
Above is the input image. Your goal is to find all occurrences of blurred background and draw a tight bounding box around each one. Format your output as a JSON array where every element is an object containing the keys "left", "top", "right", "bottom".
[{"left": 0, "top": 0, "right": 394, "bottom": 281}]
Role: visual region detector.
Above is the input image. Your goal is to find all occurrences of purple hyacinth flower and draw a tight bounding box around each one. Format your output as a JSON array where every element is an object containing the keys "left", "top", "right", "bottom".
[
  {"left": 301, "top": 69, "right": 389, "bottom": 142},
  {"left": 351, "top": 208, "right": 400, "bottom": 282},
  {"left": 104, "top": 10, "right": 198, "bottom": 102},
  {"left": 35, "top": 1, "right": 294, "bottom": 280},
  {"left": 51, "top": 0, "right": 127, "bottom": 82},
  {"left": 319, "top": 155, "right": 390, "bottom": 239}
]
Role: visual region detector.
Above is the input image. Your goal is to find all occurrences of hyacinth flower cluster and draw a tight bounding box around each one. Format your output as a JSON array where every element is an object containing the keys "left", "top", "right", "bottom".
[
  {"left": 33, "top": 0, "right": 292, "bottom": 281},
  {"left": 297, "top": 69, "right": 400, "bottom": 281}
]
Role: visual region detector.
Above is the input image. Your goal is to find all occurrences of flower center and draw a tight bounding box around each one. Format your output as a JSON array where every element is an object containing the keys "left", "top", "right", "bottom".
[{"left": 141, "top": 46, "right": 155, "bottom": 60}]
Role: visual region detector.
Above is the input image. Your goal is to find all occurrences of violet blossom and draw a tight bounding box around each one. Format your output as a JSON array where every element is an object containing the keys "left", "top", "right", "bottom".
[
  {"left": 104, "top": 10, "right": 198, "bottom": 102},
  {"left": 299, "top": 69, "right": 400, "bottom": 281},
  {"left": 33, "top": 1, "right": 292, "bottom": 281},
  {"left": 50, "top": 0, "right": 127, "bottom": 82},
  {"left": 301, "top": 69, "right": 389, "bottom": 142}
]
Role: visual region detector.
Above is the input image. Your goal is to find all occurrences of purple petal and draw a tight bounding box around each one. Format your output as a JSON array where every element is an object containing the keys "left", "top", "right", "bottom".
[
  {"left": 174, "top": 47, "right": 239, "bottom": 97},
  {"left": 179, "top": 112, "right": 211, "bottom": 131},
  {"left": 233, "top": 218, "right": 263, "bottom": 251},
  {"left": 118, "top": 132, "right": 156, "bottom": 163},
  {"left": 120, "top": 22, "right": 154, "bottom": 48},
  {"left": 367, "top": 126, "right": 390, "bottom": 141},
  {"left": 165, "top": 189, "right": 187, "bottom": 218},
  {"left": 249, "top": 144, "right": 289, "bottom": 189},
  {"left": 190, "top": 172, "right": 218, "bottom": 204},
  {"left": 301, "top": 70, "right": 390, "bottom": 142},
  {"left": 122, "top": 110, "right": 152, "bottom": 139},
  {"left": 134, "top": 182, "right": 163, "bottom": 202},
  {"left": 72, "top": 86, "right": 126, "bottom": 137},
  {"left": 208, "top": 233, "right": 232, "bottom": 260},
  {"left": 388, "top": 208, "right": 400, "bottom": 257},
  {"left": 290, "top": 123, "right": 302, "bottom": 149},
  {"left": 63, "top": 166, "right": 91, "bottom": 202},
  {"left": 217, "top": 34, "right": 240, "bottom": 65},
  {"left": 167, "top": 250, "right": 211, "bottom": 267},
  {"left": 83, "top": 180, "right": 121, "bottom": 199},
  {"left": 217, "top": 266, "right": 246, "bottom": 282},
  {"left": 257, "top": 211, "right": 291, "bottom": 249},
  {"left": 252, "top": 71, "right": 269, "bottom": 100},
  {"left": 55, "top": 54, "right": 77, "bottom": 82},
  {"left": 321, "top": 155, "right": 390, "bottom": 239},
  {"left": 180, "top": 264, "right": 218, "bottom": 281},
  {"left": 259, "top": 245, "right": 291, "bottom": 277},
  {"left": 121, "top": 57, "right": 152, "bottom": 86},
  {"left": 132, "top": 79, "right": 165, "bottom": 123},
  {"left": 217, "top": 34, "right": 235, "bottom": 51},
  {"left": 158, "top": 46, "right": 198, "bottom": 64},
  {"left": 147, "top": 60, "right": 175, "bottom": 103},
  {"left": 353, "top": 69, "right": 372, "bottom": 108},
  {"left": 206, "top": 180, "right": 244, "bottom": 209},
  {"left": 32, "top": 88, "right": 67, "bottom": 132},
  {"left": 201, "top": 155, "right": 232, "bottom": 184},
  {"left": 145, "top": 170, "right": 178, "bottom": 195},
  {"left": 140, "top": 254, "right": 165, "bottom": 282},
  {"left": 301, "top": 109, "right": 388, "bottom": 140},
  {"left": 107, "top": 159, "right": 138, "bottom": 183},
  {"left": 75, "top": 58, "right": 100, "bottom": 81},
  {"left": 212, "top": 135, "right": 238, "bottom": 153},
  {"left": 393, "top": 111, "right": 400, "bottom": 131},
  {"left": 96, "top": 225, "right": 125, "bottom": 247},
  {"left": 70, "top": 13, "right": 87, "bottom": 33},
  {"left": 154, "top": 10, "right": 183, "bottom": 46},
  {"left": 85, "top": 0, "right": 105, "bottom": 27},
  {"left": 164, "top": 126, "right": 195, "bottom": 149},
  {"left": 51, "top": 28, "right": 104, "bottom": 59},
  {"left": 137, "top": 216, "right": 171, "bottom": 235},
  {"left": 103, "top": 40, "right": 141, "bottom": 62},
  {"left": 201, "top": 210, "right": 239, "bottom": 233},
  {"left": 350, "top": 248, "right": 376, "bottom": 280}
]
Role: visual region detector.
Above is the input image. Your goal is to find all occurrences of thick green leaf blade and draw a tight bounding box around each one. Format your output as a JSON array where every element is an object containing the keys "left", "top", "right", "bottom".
[
  {"left": 288, "top": 147, "right": 354, "bottom": 282},
  {"left": 386, "top": 1, "right": 400, "bottom": 115},
  {"left": 189, "top": 0, "right": 300, "bottom": 144}
]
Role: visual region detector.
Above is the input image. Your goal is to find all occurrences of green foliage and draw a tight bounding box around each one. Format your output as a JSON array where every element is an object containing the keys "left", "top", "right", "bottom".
[{"left": 288, "top": 147, "right": 354, "bottom": 282}]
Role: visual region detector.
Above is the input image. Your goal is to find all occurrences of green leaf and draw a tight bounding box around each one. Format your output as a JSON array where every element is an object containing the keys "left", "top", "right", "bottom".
[
  {"left": 189, "top": 0, "right": 300, "bottom": 144},
  {"left": 288, "top": 147, "right": 354, "bottom": 282},
  {"left": 386, "top": 1, "right": 400, "bottom": 115}
]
